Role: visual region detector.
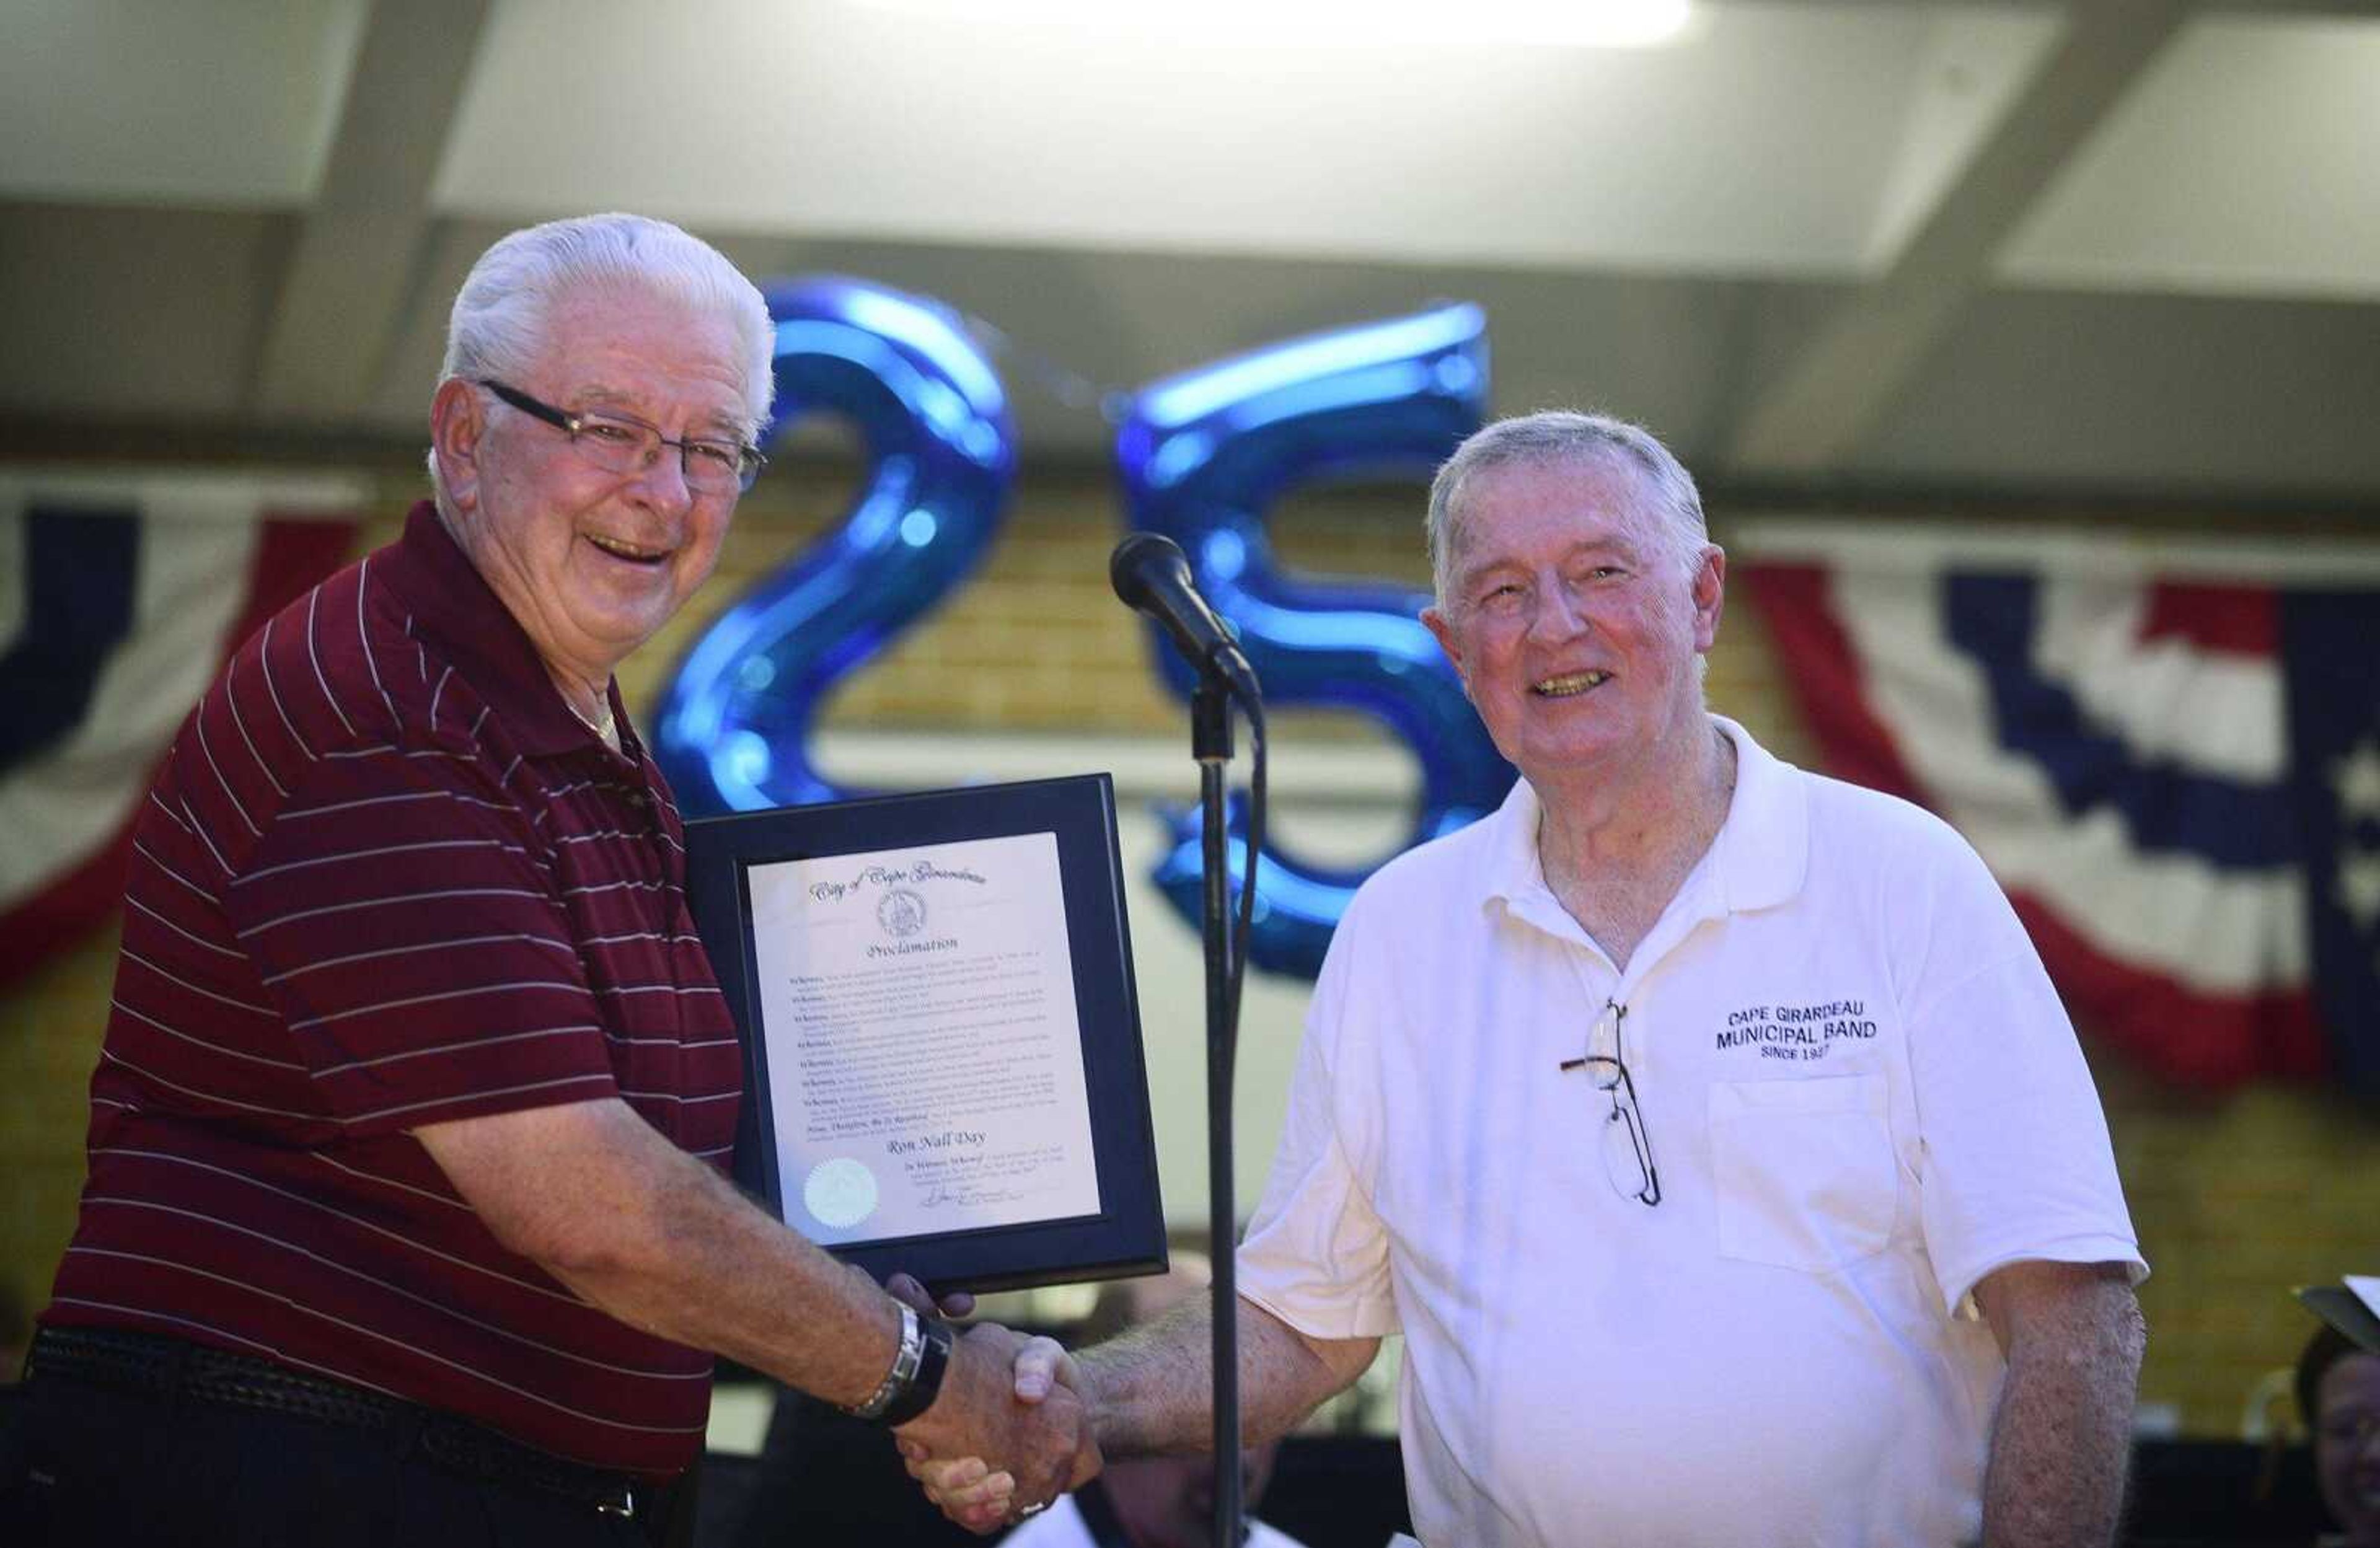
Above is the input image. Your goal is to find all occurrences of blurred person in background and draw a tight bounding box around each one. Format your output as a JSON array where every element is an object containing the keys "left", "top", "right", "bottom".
[
  {"left": 0, "top": 1285, "right": 29, "bottom": 1385},
  {"left": 2301, "top": 1318, "right": 2380, "bottom": 1546},
  {"left": 1, "top": 212, "right": 1085, "bottom": 1547}
]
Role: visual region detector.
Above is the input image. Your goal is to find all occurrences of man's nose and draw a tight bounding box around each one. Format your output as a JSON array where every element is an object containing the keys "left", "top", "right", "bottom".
[
  {"left": 629, "top": 442, "right": 696, "bottom": 511},
  {"left": 1526, "top": 578, "right": 1589, "bottom": 640}
]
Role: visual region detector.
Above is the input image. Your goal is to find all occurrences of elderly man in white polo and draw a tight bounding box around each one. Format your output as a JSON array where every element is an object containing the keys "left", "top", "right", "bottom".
[{"left": 913, "top": 410, "right": 2146, "bottom": 1548}]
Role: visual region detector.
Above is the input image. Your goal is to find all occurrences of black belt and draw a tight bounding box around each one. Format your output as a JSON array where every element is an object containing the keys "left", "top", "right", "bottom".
[{"left": 25, "top": 1325, "right": 672, "bottom": 1525}]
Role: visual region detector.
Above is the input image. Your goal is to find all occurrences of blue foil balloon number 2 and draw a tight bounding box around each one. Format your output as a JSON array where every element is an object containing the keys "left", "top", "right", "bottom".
[
  {"left": 656, "top": 276, "right": 1015, "bottom": 810},
  {"left": 658, "top": 281, "right": 1512, "bottom": 980}
]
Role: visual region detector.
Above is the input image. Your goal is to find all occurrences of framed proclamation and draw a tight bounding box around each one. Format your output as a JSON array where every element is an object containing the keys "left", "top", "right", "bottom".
[{"left": 684, "top": 775, "right": 1166, "bottom": 1294}]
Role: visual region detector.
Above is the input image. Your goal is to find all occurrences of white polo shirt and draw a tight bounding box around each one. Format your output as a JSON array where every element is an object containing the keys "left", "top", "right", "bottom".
[{"left": 1236, "top": 718, "right": 2144, "bottom": 1548}]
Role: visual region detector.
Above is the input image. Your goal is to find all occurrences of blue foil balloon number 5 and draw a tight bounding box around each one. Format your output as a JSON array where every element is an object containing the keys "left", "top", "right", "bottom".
[
  {"left": 655, "top": 276, "right": 1015, "bottom": 813},
  {"left": 1115, "top": 304, "right": 1515, "bottom": 978}
]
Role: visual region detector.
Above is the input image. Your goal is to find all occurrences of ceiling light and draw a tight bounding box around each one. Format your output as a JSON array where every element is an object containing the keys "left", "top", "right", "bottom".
[{"left": 856, "top": 0, "right": 1694, "bottom": 49}]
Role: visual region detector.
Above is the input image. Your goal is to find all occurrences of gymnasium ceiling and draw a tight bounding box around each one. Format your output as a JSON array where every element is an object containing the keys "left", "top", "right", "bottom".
[{"left": 4, "top": 0, "right": 2378, "bottom": 514}]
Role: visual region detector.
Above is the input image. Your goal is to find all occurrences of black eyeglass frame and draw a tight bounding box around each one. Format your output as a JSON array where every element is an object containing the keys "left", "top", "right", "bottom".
[
  {"left": 478, "top": 379, "right": 767, "bottom": 493},
  {"left": 1561, "top": 1005, "right": 1662, "bottom": 1208}
]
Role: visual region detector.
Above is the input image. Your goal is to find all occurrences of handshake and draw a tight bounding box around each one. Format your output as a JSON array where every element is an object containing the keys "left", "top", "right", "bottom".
[
  {"left": 874, "top": 1256, "right": 1332, "bottom": 1539},
  {"left": 885, "top": 1274, "right": 1102, "bottom": 1534}
]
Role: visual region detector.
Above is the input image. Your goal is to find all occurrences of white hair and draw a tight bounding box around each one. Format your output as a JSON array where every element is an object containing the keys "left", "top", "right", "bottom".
[
  {"left": 1426, "top": 409, "right": 1708, "bottom": 608},
  {"left": 428, "top": 212, "right": 774, "bottom": 495}
]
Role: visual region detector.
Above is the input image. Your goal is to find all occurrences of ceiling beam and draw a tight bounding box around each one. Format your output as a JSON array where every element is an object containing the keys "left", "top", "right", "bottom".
[
  {"left": 247, "top": 0, "right": 488, "bottom": 423},
  {"left": 1722, "top": 0, "right": 2188, "bottom": 475},
  {"left": 1713, "top": 0, "right": 2376, "bottom": 14}
]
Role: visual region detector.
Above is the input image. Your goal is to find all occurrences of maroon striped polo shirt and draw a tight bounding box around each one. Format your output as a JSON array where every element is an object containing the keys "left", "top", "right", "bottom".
[{"left": 45, "top": 501, "right": 743, "bottom": 1476}]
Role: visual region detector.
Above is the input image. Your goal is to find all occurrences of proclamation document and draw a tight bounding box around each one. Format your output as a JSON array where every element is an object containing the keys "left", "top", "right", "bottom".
[{"left": 743, "top": 831, "right": 1104, "bottom": 1246}]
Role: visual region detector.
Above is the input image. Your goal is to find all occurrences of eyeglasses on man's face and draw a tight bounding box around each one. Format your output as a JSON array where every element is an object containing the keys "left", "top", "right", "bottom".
[
  {"left": 1562, "top": 1000, "right": 1661, "bottom": 1207},
  {"left": 479, "top": 380, "right": 765, "bottom": 495}
]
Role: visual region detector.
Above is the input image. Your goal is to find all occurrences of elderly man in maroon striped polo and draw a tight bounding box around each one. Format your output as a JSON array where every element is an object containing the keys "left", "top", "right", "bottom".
[{"left": 6, "top": 214, "right": 1089, "bottom": 1546}]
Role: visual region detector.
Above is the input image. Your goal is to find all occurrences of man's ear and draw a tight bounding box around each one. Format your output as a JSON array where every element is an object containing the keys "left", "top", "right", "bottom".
[
  {"left": 1690, "top": 544, "right": 1727, "bottom": 653},
  {"left": 1423, "top": 604, "right": 1470, "bottom": 689},
  {"left": 430, "top": 378, "right": 487, "bottom": 513}
]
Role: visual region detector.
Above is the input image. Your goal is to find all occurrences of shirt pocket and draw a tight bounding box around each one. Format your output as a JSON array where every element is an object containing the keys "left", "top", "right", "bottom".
[{"left": 1708, "top": 1073, "right": 1897, "bottom": 1274}]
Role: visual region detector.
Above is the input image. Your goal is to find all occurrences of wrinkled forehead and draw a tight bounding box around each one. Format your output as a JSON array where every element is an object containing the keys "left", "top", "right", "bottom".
[
  {"left": 1447, "top": 450, "right": 1670, "bottom": 560},
  {"left": 531, "top": 281, "right": 756, "bottom": 425}
]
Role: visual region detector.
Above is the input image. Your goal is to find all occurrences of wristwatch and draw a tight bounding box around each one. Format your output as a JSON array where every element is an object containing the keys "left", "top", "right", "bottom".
[{"left": 845, "top": 1303, "right": 954, "bottom": 1427}]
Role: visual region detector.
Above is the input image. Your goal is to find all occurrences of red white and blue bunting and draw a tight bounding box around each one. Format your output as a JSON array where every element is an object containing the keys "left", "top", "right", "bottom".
[
  {"left": 0, "top": 472, "right": 359, "bottom": 990},
  {"left": 1742, "top": 522, "right": 2380, "bottom": 1096}
]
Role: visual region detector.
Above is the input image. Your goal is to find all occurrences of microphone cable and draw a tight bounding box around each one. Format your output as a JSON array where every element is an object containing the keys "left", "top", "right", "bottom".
[
  {"left": 1225, "top": 684, "right": 1265, "bottom": 1106},
  {"left": 1209, "top": 668, "right": 1263, "bottom": 1548}
]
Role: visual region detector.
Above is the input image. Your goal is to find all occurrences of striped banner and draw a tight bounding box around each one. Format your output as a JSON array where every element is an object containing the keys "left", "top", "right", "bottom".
[
  {"left": 1741, "top": 521, "right": 2380, "bottom": 1096},
  {"left": 0, "top": 472, "right": 361, "bottom": 989}
]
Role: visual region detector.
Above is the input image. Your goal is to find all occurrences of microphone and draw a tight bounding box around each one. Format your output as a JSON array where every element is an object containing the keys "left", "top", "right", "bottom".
[{"left": 1109, "top": 534, "right": 1253, "bottom": 690}]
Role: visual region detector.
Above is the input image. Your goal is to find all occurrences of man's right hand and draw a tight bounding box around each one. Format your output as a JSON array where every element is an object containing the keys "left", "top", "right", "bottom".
[
  {"left": 892, "top": 1326, "right": 1097, "bottom": 1529},
  {"left": 898, "top": 1332, "right": 1088, "bottom": 1533}
]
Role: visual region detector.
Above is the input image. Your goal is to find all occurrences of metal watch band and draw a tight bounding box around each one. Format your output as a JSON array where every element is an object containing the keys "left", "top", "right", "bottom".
[
  {"left": 844, "top": 1303, "right": 922, "bottom": 1422},
  {"left": 876, "top": 1313, "right": 953, "bottom": 1428}
]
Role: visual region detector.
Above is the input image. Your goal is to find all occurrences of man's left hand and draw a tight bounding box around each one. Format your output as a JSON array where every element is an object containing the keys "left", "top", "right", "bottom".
[{"left": 886, "top": 1271, "right": 975, "bottom": 1323}]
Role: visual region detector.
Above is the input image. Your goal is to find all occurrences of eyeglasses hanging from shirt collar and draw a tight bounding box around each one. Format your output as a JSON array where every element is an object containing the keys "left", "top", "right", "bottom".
[{"left": 1562, "top": 999, "right": 1661, "bottom": 1207}]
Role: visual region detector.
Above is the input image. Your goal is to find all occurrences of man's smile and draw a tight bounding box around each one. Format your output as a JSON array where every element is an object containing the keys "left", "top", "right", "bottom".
[
  {"left": 584, "top": 532, "right": 671, "bottom": 566},
  {"left": 1532, "top": 670, "right": 1609, "bottom": 698}
]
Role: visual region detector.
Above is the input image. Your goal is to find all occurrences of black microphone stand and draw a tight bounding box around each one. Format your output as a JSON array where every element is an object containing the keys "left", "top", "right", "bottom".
[
  {"left": 1189, "top": 674, "right": 1242, "bottom": 1548},
  {"left": 1109, "top": 532, "right": 1261, "bottom": 1548}
]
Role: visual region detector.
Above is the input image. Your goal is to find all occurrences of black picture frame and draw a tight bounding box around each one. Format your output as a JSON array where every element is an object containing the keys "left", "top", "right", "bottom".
[{"left": 685, "top": 774, "right": 1166, "bottom": 1295}]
